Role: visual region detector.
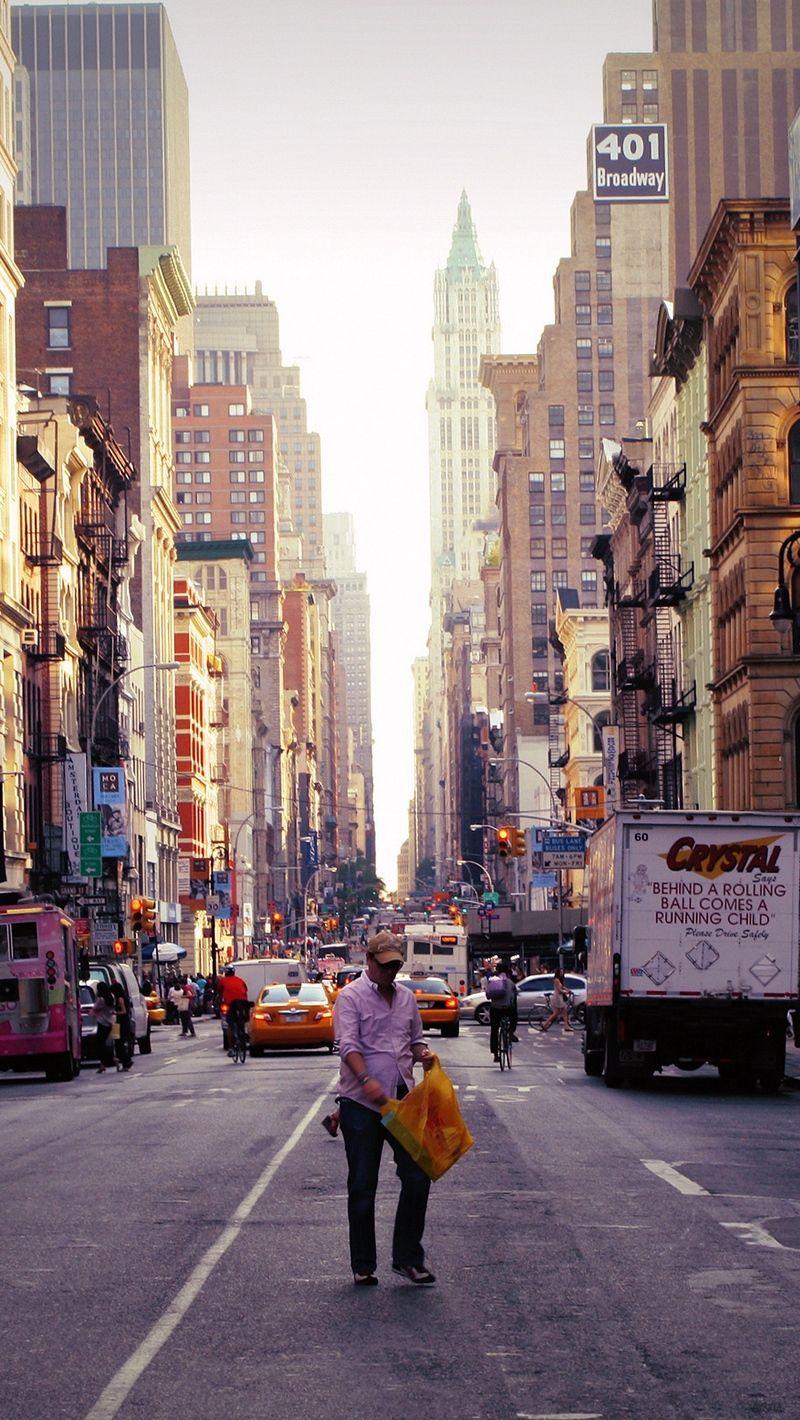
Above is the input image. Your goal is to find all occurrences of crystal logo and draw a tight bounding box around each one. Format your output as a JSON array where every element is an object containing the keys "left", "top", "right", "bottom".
[{"left": 661, "top": 835, "right": 783, "bottom": 879}]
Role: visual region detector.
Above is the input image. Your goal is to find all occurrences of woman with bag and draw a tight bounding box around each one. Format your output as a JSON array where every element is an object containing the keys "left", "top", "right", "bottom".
[
  {"left": 539, "top": 965, "right": 574, "bottom": 1034},
  {"left": 92, "top": 983, "right": 120, "bottom": 1073}
]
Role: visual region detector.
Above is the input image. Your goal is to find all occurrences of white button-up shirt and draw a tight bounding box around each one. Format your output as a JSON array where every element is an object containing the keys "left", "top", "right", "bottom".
[{"left": 334, "top": 972, "right": 425, "bottom": 1112}]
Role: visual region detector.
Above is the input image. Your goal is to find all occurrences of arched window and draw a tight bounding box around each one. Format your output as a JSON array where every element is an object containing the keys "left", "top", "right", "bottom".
[
  {"left": 789, "top": 422, "right": 800, "bottom": 505},
  {"left": 592, "top": 709, "right": 612, "bottom": 753},
  {"left": 591, "top": 650, "right": 610, "bottom": 693},
  {"left": 786, "top": 282, "right": 799, "bottom": 365}
]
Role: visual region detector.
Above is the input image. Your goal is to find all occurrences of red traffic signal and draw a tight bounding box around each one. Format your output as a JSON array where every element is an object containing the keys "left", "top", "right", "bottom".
[{"left": 496, "top": 826, "right": 512, "bottom": 859}]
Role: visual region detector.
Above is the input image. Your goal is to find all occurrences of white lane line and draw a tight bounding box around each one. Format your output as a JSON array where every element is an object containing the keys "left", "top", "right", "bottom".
[
  {"left": 641, "top": 1159, "right": 710, "bottom": 1196},
  {"left": 517, "top": 1413, "right": 604, "bottom": 1419},
  {"left": 721, "top": 1221, "right": 784, "bottom": 1250},
  {"left": 84, "top": 1076, "right": 336, "bottom": 1420},
  {"left": 161, "top": 1057, "right": 178, "bottom": 1066}
]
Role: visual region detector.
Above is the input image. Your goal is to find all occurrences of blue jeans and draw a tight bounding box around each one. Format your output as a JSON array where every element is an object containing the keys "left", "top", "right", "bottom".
[{"left": 339, "top": 1096, "right": 431, "bottom": 1275}]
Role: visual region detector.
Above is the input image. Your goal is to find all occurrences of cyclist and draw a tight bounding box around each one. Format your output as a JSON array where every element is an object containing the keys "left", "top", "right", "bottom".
[
  {"left": 218, "top": 965, "right": 248, "bottom": 1052},
  {"left": 486, "top": 959, "right": 517, "bottom": 1061}
]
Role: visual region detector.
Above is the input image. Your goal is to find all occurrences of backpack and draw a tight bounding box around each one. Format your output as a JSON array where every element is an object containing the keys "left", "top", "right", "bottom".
[{"left": 485, "top": 975, "right": 506, "bottom": 1001}]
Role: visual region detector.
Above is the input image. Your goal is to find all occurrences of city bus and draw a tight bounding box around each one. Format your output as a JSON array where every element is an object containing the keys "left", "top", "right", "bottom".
[
  {"left": 402, "top": 920, "right": 468, "bottom": 991},
  {"left": 0, "top": 896, "right": 81, "bottom": 1081}
]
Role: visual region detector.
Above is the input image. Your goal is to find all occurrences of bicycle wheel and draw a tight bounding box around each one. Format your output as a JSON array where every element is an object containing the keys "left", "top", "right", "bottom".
[
  {"left": 499, "top": 1019, "right": 511, "bottom": 1070},
  {"left": 237, "top": 1032, "right": 247, "bottom": 1064}
]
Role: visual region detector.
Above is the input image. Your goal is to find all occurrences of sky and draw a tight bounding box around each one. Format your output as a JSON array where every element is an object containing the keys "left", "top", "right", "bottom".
[{"left": 32, "top": 0, "right": 655, "bottom": 884}]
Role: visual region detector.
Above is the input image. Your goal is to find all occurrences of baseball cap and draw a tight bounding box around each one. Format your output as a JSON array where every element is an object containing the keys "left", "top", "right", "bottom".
[{"left": 365, "top": 930, "right": 405, "bottom": 965}]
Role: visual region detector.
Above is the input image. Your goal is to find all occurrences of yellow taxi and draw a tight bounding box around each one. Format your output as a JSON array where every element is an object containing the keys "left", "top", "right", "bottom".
[
  {"left": 397, "top": 975, "right": 460, "bottom": 1038},
  {"left": 144, "top": 992, "right": 166, "bottom": 1024},
  {"left": 249, "top": 982, "right": 335, "bottom": 1054}
]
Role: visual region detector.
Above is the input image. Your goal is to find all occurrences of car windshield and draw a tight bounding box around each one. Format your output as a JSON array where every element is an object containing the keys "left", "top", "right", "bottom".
[
  {"left": 397, "top": 977, "right": 451, "bottom": 995},
  {"left": 565, "top": 976, "right": 586, "bottom": 989},
  {"left": 258, "top": 984, "right": 329, "bottom": 1004}
]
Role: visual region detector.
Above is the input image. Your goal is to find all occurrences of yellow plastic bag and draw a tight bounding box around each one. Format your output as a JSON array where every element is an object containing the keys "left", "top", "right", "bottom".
[{"left": 381, "top": 1056, "right": 474, "bottom": 1181}]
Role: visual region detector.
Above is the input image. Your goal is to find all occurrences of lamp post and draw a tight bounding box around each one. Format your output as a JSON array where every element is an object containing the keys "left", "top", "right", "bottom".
[
  {"left": 770, "top": 529, "right": 800, "bottom": 652},
  {"left": 490, "top": 757, "right": 565, "bottom": 948},
  {"left": 231, "top": 812, "right": 256, "bottom": 957},
  {"left": 456, "top": 857, "right": 495, "bottom": 894},
  {"left": 86, "top": 660, "right": 180, "bottom": 809}
]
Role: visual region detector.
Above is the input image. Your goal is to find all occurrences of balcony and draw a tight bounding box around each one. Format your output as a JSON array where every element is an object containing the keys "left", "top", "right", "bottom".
[
  {"left": 210, "top": 707, "right": 229, "bottom": 729},
  {"left": 616, "top": 653, "right": 655, "bottom": 692},
  {"left": 647, "top": 561, "right": 694, "bottom": 608},
  {"left": 649, "top": 463, "right": 687, "bottom": 502},
  {"left": 23, "top": 533, "right": 64, "bottom": 568},
  {"left": 548, "top": 747, "right": 570, "bottom": 770},
  {"left": 648, "top": 681, "right": 697, "bottom": 727},
  {"left": 25, "top": 733, "right": 67, "bottom": 762},
  {"left": 25, "top": 631, "right": 66, "bottom": 662},
  {"left": 616, "top": 579, "right": 646, "bottom": 608}
]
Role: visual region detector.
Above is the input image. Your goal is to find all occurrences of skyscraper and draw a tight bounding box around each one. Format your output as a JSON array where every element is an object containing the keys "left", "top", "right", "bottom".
[
  {"left": 324, "top": 512, "right": 375, "bottom": 868},
  {"left": 194, "top": 285, "right": 324, "bottom": 575},
  {"left": 12, "top": 3, "right": 191, "bottom": 274}
]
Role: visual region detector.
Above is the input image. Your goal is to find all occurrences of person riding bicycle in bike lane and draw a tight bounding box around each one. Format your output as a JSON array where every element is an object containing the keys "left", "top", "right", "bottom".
[
  {"left": 218, "top": 964, "right": 249, "bottom": 1052},
  {"left": 487, "top": 959, "right": 517, "bottom": 1061}
]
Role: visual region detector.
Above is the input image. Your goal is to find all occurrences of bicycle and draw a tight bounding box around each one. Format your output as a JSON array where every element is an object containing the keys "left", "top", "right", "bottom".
[
  {"left": 527, "top": 991, "right": 583, "bottom": 1031},
  {"left": 228, "top": 1006, "right": 249, "bottom": 1064},
  {"left": 497, "top": 1012, "right": 513, "bottom": 1071}
]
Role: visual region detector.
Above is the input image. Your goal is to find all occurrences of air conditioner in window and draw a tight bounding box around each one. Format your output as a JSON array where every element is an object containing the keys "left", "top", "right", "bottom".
[{"left": 21, "top": 629, "right": 39, "bottom": 648}]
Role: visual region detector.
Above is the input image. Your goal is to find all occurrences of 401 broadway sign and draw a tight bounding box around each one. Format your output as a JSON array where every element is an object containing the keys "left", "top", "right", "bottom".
[{"left": 592, "top": 124, "right": 669, "bottom": 202}]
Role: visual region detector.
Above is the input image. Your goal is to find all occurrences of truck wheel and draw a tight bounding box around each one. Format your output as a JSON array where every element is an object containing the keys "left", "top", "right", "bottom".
[
  {"left": 584, "top": 1047, "right": 603, "bottom": 1077},
  {"left": 603, "top": 1035, "right": 623, "bottom": 1088},
  {"left": 46, "top": 1050, "right": 77, "bottom": 1083}
]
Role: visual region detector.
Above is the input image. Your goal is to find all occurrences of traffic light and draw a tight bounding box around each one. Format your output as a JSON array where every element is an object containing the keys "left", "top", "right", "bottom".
[
  {"left": 112, "top": 938, "right": 131, "bottom": 956},
  {"left": 512, "top": 828, "right": 527, "bottom": 857},
  {"left": 131, "top": 897, "right": 156, "bottom": 935},
  {"left": 497, "top": 826, "right": 512, "bottom": 858}
]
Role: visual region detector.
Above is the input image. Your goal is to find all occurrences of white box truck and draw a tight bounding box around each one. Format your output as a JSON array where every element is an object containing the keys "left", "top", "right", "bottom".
[{"left": 584, "top": 811, "right": 800, "bottom": 1090}]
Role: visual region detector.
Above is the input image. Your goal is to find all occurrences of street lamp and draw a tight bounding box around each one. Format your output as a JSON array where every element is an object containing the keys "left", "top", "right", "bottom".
[
  {"left": 86, "top": 660, "right": 180, "bottom": 808},
  {"left": 770, "top": 529, "right": 800, "bottom": 650},
  {"left": 489, "top": 756, "right": 560, "bottom": 817},
  {"left": 456, "top": 857, "right": 495, "bottom": 894}
]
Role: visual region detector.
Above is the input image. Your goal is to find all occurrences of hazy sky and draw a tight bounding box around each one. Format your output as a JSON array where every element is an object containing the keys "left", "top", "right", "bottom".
[{"left": 33, "top": 0, "right": 656, "bottom": 882}]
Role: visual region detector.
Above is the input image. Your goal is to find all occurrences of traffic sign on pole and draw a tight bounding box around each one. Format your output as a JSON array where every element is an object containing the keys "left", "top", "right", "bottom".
[{"left": 79, "top": 812, "right": 102, "bottom": 876}]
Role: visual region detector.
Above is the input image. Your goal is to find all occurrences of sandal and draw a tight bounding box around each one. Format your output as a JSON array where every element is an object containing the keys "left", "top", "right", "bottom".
[
  {"left": 392, "top": 1264, "right": 436, "bottom": 1285},
  {"left": 353, "top": 1272, "right": 378, "bottom": 1286}
]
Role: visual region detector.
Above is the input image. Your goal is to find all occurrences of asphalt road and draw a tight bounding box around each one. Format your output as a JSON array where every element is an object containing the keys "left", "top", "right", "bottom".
[{"left": 2, "top": 1017, "right": 800, "bottom": 1420}]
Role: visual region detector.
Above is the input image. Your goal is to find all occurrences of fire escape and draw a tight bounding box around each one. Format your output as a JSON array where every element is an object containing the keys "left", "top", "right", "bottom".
[{"left": 641, "top": 463, "right": 696, "bottom": 808}]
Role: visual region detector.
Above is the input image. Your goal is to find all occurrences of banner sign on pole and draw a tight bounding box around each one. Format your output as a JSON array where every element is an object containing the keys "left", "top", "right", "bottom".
[
  {"left": 93, "top": 767, "right": 128, "bottom": 858},
  {"left": 211, "top": 870, "right": 232, "bottom": 920},
  {"left": 64, "top": 752, "right": 88, "bottom": 878},
  {"left": 541, "top": 832, "right": 585, "bottom": 870},
  {"left": 601, "top": 724, "right": 621, "bottom": 814}
]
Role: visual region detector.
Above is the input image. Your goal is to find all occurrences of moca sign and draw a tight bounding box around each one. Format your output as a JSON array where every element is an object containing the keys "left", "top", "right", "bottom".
[{"left": 592, "top": 124, "right": 669, "bottom": 202}]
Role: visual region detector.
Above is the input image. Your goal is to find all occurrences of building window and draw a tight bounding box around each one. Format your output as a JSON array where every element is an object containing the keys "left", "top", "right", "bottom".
[
  {"left": 579, "top": 437, "right": 594, "bottom": 460},
  {"left": 581, "top": 537, "right": 594, "bottom": 558},
  {"left": 643, "top": 103, "right": 659, "bottom": 123},
  {"left": 597, "top": 304, "right": 613, "bottom": 325},
  {"left": 552, "top": 537, "right": 567, "bottom": 558},
  {"left": 228, "top": 403, "right": 245, "bottom": 416},
  {"left": 786, "top": 284, "right": 799, "bottom": 364},
  {"left": 230, "top": 491, "right": 246, "bottom": 504},
  {"left": 249, "top": 470, "right": 265, "bottom": 483},
  {"left": 176, "top": 492, "right": 192, "bottom": 506},
  {"left": 621, "top": 69, "right": 636, "bottom": 90},
  {"left": 248, "top": 429, "right": 264, "bottom": 443},
  {"left": 582, "top": 569, "right": 598, "bottom": 596},
  {"left": 596, "top": 270, "right": 612, "bottom": 291},
  {"left": 193, "top": 404, "right": 209, "bottom": 417},
  {"left": 550, "top": 470, "right": 566, "bottom": 493},
  {"left": 529, "top": 504, "right": 545, "bottom": 526},
  {"left": 578, "top": 404, "right": 594, "bottom": 425},
  {"left": 599, "top": 403, "right": 615, "bottom": 425},
  {"left": 530, "top": 537, "right": 546, "bottom": 558},
  {"left": 595, "top": 203, "right": 611, "bottom": 227},
  {"left": 195, "top": 471, "right": 210, "bottom": 484},
  {"left": 229, "top": 451, "right": 245, "bottom": 464},
  {"left": 176, "top": 451, "right": 192, "bottom": 464},
  {"left": 580, "top": 471, "right": 595, "bottom": 492},
  {"left": 598, "top": 369, "right": 614, "bottom": 392},
  {"left": 47, "top": 372, "right": 71, "bottom": 395},
  {"left": 249, "top": 490, "right": 265, "bottom": 504},
  {"left": 175, "top": 406, "right": 189, "bottom": 418},
  {"left": 532, "top": 638, "right": 548, "bottom": 660},
  {"left": 229, "top": 429, "right": 245, "bottom": 443},
  {"left": 591, "top": 649, "right": 610, "bottom": 690},
  {"left": 576, "top": 337, "right": 592, "bottom": 359},
  {"left": 595, "top": 237, "right": 611, "bottom": 259},
  {"left": 574, "top": 271, "right": 591, "bottom": 291},
  {"left": 195, "top": 430, "right": 210, "bottom": 444},
  {"left": 789, "top": 422, "right": 800, "bottom": 502},
  {"left": 548, "top": 405, "right": 565, "bottom": 427},
  {"left": 46, "top": 305, "right": 70, "bottom": 349},
  {"left": 577, "top": 371, "right": 593, "bottom": 393},
  {"left": 182, "top": 513, "right": 193, "bottom": 525},
  {"left": 549, "top": 438, "right": 565, "bottom": 460},
  {"left": 531, "top": 571, "right": 546, "bottom": 592},
  {"left": 195, "top": 451, "right": 210, "bottom": 463},
  {"left": 176, "top": 472, "right": 192, "bottom": 485},
  {"left": 529, "top": 471, "right": 545, "bottom": 495},
  {"left": 580, "top": 502, "right": 596, "bottom": 524},
  {"left": 642, "top": 69, "right": 658, "bottom": 90},
  {"left": 175, "top": 431, "right": 191, "bottom": 444},
  {"left": 230, "top": 470, "right": 246, "bottom": 484},
  {"left": 575, "top": 304, "right": 591, "bottom": 326},
  {"left": 196, "top": 492, "right": 211, "bottom": 505},
  {"left": 531, "top": 604, "right": 547, "bottom": 625},
  {"left": 621, "top": 103, "right": 637, "bottom": 123},
  {"left": 551, "top": 503, "right": 567, "bottom": 525},
  {"left": 553, "top": 570, "right": 568, "bottom": 590},
  {"left": 250, "top": 531, "right": 265, "bottom": 544},
  {"left": 196, "top": 512, "right": 212, "bottom": 525},
  {"left": 231, "top": 511, "right": 246, "bottom": 524},
  {"left": 598, "top": 337, "right": 614, "bottom": 359},
  {"left": 248, "top": 451, "right": 264, "bottom": 463},
  {"left": 249, "top": 511, "right": 265, "bottom": 524}
]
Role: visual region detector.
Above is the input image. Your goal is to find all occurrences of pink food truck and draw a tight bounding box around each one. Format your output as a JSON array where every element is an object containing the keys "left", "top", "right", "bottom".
[{"left": 0, "top": 896, "right": 81, "bottom": 1081}]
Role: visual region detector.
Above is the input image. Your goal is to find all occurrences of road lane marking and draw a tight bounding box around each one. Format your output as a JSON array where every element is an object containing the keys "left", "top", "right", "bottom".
[
  {"left": 721, "top": 1221, "right": 784, "bottom": 1249},
  {"left": 84, "top": 1075, "right": 336, "bottom": 1420},
  {"left": 641, "top": 1159, "right": 710, "bottom": 1196},
  {"left": 517, "top": 1413, "right": 604, "bottom": 1419}
]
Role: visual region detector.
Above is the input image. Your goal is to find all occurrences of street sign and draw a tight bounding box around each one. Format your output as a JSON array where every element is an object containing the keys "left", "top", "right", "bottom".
[
  {"left": 541, "top": 832, "right": 585, "bottom": 870},
  {"left": 482, "top": 891, "right": 500, "bottom": 906},
  {"left": 92, "top": 920, "right": 118, "bottom": 947},
  {"left": 592, "top": 123, "right": 668, "bottom": 202},
  {"left": 77, "top": 893, "right": 107, "bottom": 907},
  {"left": 79, "top": 812, "right": 102, "bottom": 876}
]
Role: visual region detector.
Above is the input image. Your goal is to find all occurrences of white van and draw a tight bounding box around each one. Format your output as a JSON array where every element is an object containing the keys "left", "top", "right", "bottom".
[{"left": 229, "top": 958, "right": 307, "bottom": 998}]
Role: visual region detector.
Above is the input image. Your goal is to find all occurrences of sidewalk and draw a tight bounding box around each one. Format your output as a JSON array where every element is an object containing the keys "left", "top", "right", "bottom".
[{"left": 784, "top": 1039, "right": 800, "bottom": 1089}]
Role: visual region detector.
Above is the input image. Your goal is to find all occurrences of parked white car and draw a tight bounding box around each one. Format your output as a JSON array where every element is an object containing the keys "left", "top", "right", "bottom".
[{"left": 461, "top": 973, "right": 588, "bottom": 1025}]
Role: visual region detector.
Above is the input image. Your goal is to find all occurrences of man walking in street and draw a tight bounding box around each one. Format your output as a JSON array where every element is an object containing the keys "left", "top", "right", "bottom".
[{"left": 333, "top": 931, "right": 436, "bottom": 1288}]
